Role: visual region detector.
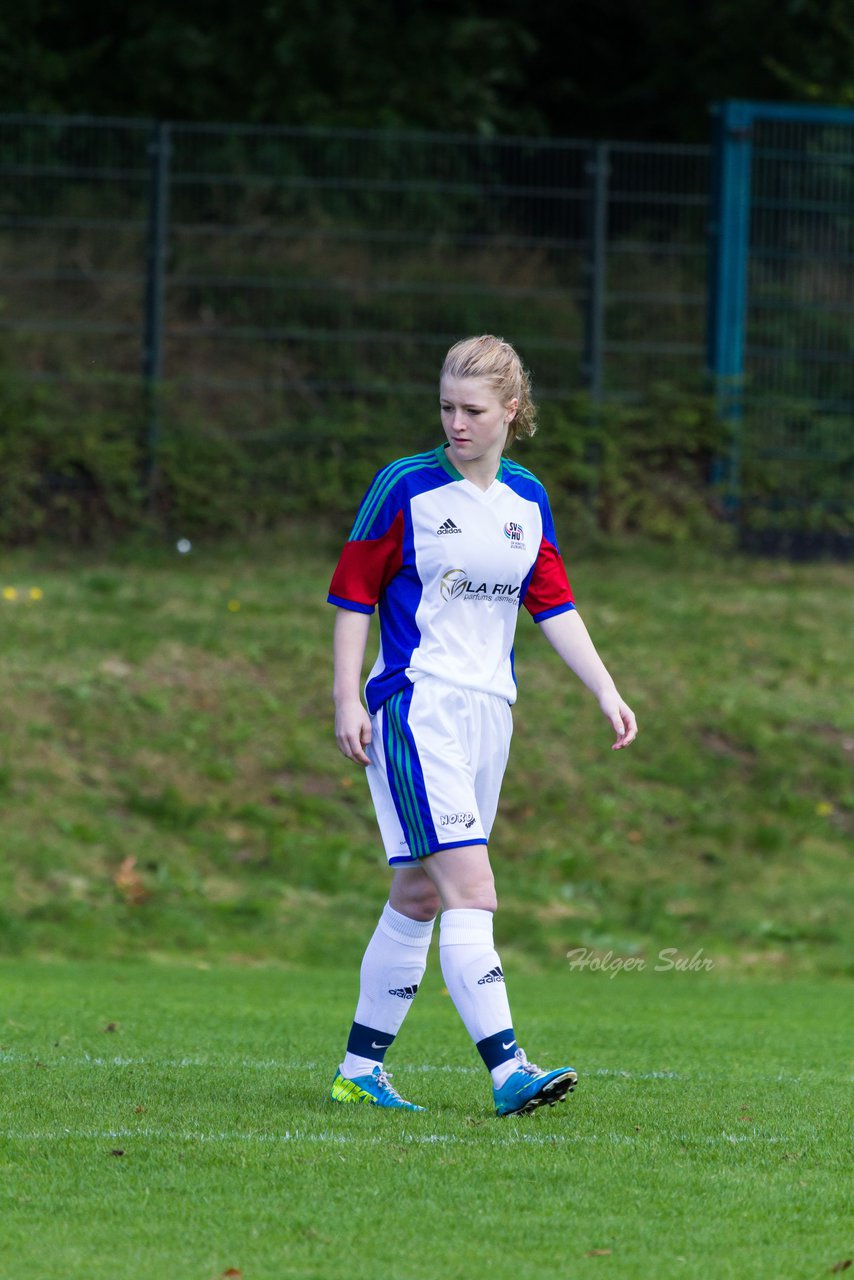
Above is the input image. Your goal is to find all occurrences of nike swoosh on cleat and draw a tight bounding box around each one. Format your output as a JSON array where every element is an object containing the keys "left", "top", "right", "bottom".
[
  {"left": 372, "top": 1041, "right": 391, "bottom": 1049},
  {"left": 502, "top": 1040, "right": 516, "bottom": 1050}
]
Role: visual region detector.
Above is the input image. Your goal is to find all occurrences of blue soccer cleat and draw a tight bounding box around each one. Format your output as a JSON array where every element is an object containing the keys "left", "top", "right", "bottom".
[
  {"left": 330, "top": 1064, "right": 425, "bottom": 1111},
  {"left": 493, "top": 1048, "right": 577, "bottom": 1117}
]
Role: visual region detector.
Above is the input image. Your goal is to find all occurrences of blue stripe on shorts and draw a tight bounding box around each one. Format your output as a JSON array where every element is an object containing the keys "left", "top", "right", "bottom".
[{"left": 382, "top": 686, "right": 436, "bottom": 860}]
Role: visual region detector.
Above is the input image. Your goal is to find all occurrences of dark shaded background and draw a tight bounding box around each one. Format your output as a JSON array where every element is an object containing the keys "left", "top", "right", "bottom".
[{"left": 3, "top": 0, "right": 854, "bottom": 139}]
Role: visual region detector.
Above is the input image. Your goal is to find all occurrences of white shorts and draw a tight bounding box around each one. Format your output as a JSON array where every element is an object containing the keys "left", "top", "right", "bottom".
[{"left": 365, "top": 675, "right": 513, "bottom": 865}]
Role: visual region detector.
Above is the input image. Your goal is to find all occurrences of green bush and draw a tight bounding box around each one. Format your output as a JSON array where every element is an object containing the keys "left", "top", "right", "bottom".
[
  {"left": 154, "top": 416, "right": 254, "bottom": 536},
  {"left": 1, "top": 368, "right": 850, "bottom": 549},
  {"left": 0, "top": 377, "right": 145, "bottom": 544},
  {"left": 736, "top": 399, "right": 854, "bottom": 548},
  {"left": 524, "top": 382, "right": 728, "bottom": 544}
]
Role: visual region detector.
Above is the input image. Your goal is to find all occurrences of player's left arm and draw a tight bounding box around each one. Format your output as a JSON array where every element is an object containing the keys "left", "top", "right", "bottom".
[{"left": 538, "top": 609, "right": 638, "bottom": 750}]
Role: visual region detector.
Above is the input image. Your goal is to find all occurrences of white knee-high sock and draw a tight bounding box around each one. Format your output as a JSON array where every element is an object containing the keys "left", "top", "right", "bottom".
[
  {"left": 439, "top": 908, "right": 519, "bottom": 1084},
  {"left": 340, "top": 902, "right": 435, "bottom": 1079}
]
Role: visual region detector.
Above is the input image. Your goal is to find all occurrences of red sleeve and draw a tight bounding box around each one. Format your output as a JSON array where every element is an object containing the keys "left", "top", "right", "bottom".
[
  {"left": 327, "top": 509, "right": 404, "bottom": 613},
  {"left": 522, "top": 538, "right": 575, "bottom": 622}
]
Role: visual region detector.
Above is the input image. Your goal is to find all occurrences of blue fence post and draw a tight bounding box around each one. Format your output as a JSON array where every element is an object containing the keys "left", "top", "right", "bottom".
[
  {"left": 708, "top": 100, "right": 753, "bottom": 512},
  {"left": 142, "top": 120, "right": 171, "bottom": 494}
]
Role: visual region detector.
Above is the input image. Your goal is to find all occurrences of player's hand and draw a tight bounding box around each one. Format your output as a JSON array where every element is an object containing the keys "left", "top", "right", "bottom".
[
  {"left": 599, "top": 692, "right": 638, "bottom": 751},
  {"left": 334, "top": 698, "right": 373, "bottom": 766}
]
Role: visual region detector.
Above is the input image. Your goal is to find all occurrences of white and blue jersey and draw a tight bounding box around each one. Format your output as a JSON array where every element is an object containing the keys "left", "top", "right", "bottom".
[
  {"left": 328, "top": 444, "right": 575, "bottom": 714},
  {"left": 329, "top": 444, "right": 576, "bottom": 862}
]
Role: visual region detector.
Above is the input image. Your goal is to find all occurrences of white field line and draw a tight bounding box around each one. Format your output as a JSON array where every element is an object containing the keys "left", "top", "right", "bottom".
[
  {"left": 0, "top": 1052, "right": 481, "bottom": 1073},
  {"left": 0, "top": 1052, "right": 685, "bottom": 1079},
  {"left": 0, "top": 1126, "right": 793, "bottom": 1148},
  {"left": 0, "top": 1051, "right": 818, "bottom": 1086},
  {"left": 0, "top": 1052, "right": 812, "bottom": 1085}
]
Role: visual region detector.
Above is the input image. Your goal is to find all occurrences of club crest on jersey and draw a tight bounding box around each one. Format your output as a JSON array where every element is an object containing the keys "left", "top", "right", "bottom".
[
  {"left": 440, "top": 568, "right": 521, "bottom": 605},
  {"left": 504, "top": 521, "right": 526, "bottom": 549}
]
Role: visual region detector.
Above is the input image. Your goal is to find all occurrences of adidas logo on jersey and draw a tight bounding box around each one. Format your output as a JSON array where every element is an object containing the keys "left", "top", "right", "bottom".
[
  {"left": 477, "top": 966, "right": 505, "bottom": 985},
  {"left": 388, "top": 984, "right": 420, "bottom": 1000},
  {"left": 436, "top": 518, "right": 462, "bottom": 535}
]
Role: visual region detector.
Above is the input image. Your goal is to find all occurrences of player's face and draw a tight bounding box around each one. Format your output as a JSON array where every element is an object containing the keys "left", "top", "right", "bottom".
[{"left": 439, "top": 376, "right": 518, "bottom": 474}]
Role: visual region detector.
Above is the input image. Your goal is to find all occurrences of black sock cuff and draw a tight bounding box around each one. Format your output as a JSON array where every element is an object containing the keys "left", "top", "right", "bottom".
[
  {"left": 476, "top": 1028, "right": 518, "bottom": 1071},
  {"left": 346, "top": 1021, "right": 395, "bottom": 1062}
]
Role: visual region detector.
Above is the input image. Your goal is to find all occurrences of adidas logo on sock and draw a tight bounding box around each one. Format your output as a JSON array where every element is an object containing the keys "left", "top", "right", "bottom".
[
  {"left": 388, "top": 984, "right": 419, "bottom": 1000},
  {"left": 477, "top": 966, "right": 505, "bottom": 985},
  {"left": 436, "top": 518, "right": 462, "bottom": 535}
]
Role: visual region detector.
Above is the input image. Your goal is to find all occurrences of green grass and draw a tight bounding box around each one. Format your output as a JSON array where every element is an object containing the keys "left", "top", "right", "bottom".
[
  {"left": 1, "top": 958, "right": 850, "bottom": 1280},
  {"left": 0, "top": 534, "right": 852, "bottom": 971}
]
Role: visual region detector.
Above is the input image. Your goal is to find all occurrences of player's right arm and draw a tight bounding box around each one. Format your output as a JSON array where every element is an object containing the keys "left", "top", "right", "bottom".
[
  {"left": 333, "top": 607, "right": 373, "bottom": 766},
  {"left": 328, "top": 461, "right": 410, "bottom": 764}
]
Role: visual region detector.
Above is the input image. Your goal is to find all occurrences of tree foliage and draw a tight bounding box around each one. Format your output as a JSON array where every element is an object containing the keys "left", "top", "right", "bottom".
[{"left": 2, "top": 0, "right": 854, "bottom": 140}]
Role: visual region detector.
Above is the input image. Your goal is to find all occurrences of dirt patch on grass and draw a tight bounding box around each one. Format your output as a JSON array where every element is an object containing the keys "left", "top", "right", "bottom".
[{"left": 700, "top": 729, "right": 755, "bottom": 763}]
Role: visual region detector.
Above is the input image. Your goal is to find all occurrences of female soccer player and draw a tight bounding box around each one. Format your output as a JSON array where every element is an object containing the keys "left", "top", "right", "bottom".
[{"left": 327, "top": 335, "right": 637, "bottom": 1116}]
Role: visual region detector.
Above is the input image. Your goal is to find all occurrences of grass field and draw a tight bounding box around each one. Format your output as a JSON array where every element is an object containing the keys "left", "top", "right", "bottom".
[
  {"left": 0, "top": 534, "right": 851, "bottom": 970},
  {"left": 1, "top": 958, "right": 851, "bottom": 1280},
  {"left": 0, "top": 535, "right": 851, "bottom": 1277}
]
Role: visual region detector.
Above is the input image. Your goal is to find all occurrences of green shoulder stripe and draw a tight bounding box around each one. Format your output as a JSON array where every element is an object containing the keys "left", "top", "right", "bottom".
[
  {"left": 350, "top": 450, "right": 438, "bottom": 541},
  {"left": 501, "top": 457, "right": 542, "bottom": 485}
]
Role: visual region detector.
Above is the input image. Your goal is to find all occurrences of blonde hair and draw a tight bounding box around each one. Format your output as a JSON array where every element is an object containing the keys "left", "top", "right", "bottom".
[{"left": 440, "top": 334, "right": 537, "bottom": 445}]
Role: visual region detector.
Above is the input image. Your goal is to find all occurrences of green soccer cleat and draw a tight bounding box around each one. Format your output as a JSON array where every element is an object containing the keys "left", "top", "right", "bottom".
[
  {"left": 330, "top": 1065, "right": 425, "bottom": 1111},
  {"left": 493, "top": 1048, "right": 577, "bottom": 1117}
]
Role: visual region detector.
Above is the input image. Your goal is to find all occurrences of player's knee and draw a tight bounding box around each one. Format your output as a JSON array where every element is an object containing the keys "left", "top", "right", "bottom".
[
  {"left": 473, "top": 887, "right": 498, "bottom": 913},
  {"left": 453, "top": 876, "right": 497, "bottom": 913},
  {"left": 390, "top": 880, "right": 440, "bottom": 921},
  {"left": 409, "top": 889, "right": 441, "bottom": 920}
]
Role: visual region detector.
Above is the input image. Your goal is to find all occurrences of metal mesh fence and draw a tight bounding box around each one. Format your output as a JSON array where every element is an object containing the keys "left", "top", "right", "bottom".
[
  {"left": 165, "top": 124, "right": 595, "bottom": 409},
  {"left": 0, "top": 115, "right": 150, "bottom": 389},
  {"left": 0, "top": 115, "right": 709, "bottom": 422},
  {"left": 601, "top": 142, "right": 709, "bottom": 396},
  {"left": 0, "top": 111, "right": 851, "bottom": 545},
  {"left": 749, "top": 116, "right": 854, "bottom": 416},
  {"left": 740, "top": 109, "right": 854, "bottom": 539}
]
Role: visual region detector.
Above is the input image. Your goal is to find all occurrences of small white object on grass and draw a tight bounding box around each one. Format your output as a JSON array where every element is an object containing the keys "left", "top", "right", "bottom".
[{"left": 176, "top": 538, "right": 192, "bottom": 554}]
